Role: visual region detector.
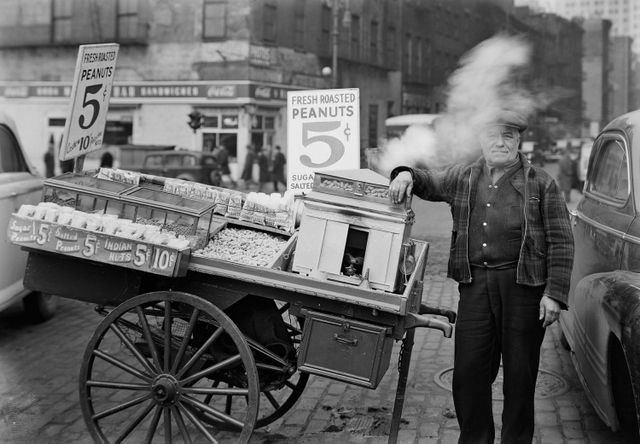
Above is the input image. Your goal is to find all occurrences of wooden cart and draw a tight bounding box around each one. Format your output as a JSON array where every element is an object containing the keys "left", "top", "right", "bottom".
[{"left": 10, "top": 172, "right": 455, "bottom": 444}]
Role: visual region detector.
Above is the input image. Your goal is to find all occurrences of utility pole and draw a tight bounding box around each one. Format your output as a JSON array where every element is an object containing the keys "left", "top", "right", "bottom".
[{"left": 332, "top": 0, "right": 339, "bottom": 88}]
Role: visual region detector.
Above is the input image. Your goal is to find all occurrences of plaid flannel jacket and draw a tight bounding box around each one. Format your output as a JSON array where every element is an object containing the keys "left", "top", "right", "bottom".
[{"left": 391, "top": 153, "right": 575, "bottom": 307}]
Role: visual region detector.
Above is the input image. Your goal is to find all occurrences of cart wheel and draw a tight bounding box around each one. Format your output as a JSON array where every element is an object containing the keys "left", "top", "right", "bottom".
[
  {"left": 79, "top": 291, "right": 259, "bottom": 444},
  {"left": 198, "top": 302, "right": 309, "bottom": 428}
]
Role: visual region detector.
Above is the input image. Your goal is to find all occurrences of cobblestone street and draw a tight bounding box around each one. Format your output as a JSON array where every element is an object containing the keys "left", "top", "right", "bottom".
[{"left": 0, "top": 198, "right": 631, "bottom": 443}]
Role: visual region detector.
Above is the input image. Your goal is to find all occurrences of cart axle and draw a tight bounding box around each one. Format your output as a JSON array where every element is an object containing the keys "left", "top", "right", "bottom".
[{"left": 152, "top": 374, "right": 179, "bottom": 405}]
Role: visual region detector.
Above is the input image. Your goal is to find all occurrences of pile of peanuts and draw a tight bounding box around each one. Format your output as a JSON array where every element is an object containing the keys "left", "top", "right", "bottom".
[{"left": 193, "top": 228, "right": 288, "bottom": 267}]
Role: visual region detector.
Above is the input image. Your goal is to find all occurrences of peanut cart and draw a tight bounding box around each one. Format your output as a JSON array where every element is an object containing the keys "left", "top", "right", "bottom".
[{"left": 9, "top": 168, "right": 455, "bottom": 444}]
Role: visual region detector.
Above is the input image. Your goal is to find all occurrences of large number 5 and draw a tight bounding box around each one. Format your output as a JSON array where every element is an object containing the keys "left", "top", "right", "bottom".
[
  {"left": 300, "top": 121, "right": 344, "bottom": 168},
  {"left": 79, "top": 84, "right": 102, "bottom": 129}
]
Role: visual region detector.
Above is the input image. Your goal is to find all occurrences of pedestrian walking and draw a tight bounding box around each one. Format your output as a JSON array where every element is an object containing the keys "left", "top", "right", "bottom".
[
  {"left": 271, "top": 145, "right": 287, "bottom": 192},
  {"left": 44, "top": 140, "right": 55, "bottom": 178},
  {"left": 388, "top": 110, "right": 575, "bottom": 444},
  {"left": 557, "top": 148, "right": 578, "bottom": 203},
  {"left": 257, "top": 146, "right": 271, "bottom": 193},
  {"left": 241, "top": 145, "right": 257, "bottom": 188},
  {"left": 214, "top": 144, "right": 237, "bottom": 188}
]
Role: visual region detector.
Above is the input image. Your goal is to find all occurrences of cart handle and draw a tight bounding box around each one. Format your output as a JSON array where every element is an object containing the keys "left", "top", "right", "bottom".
[
  {"left": 404, "top": 313, "right": 453, "bottom": 338},
  {"left": 419, "top": 303, "right": 457, "bottom": 324}
]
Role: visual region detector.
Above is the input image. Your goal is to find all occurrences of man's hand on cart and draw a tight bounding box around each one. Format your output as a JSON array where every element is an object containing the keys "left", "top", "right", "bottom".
[{"left": 389, "top": 171, "right": 413, "bottom": 204}]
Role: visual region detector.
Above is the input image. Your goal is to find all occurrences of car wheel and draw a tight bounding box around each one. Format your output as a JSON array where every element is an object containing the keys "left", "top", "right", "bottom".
[{"left": 23, "top": 292, "right": 57, "bottom": 323}]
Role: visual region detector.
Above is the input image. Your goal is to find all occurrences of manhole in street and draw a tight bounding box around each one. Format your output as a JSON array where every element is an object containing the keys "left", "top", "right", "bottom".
[{"left": 434, "top": 366, "right": 568, "bottom": 399}]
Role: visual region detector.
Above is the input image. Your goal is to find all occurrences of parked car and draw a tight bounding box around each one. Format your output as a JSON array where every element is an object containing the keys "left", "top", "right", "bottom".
[
  {"left": 560, "top": 110, "right": 640, "bottom": 441},
  {"left": 0, "top": 112, "right": 57, "bottom": 322},
  {"left": 136, "top": 150, "right": 222, "bottom": 186}
]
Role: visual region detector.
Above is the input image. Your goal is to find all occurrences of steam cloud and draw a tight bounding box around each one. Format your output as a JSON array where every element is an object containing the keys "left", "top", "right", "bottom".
[{"left": 376, "top": 34, "right": 539, "bottom": 175}]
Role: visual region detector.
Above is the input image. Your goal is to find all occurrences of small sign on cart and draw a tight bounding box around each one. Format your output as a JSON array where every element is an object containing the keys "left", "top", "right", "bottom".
[{"left": 59, "top": 43, "right": 119, "bottom": 161}]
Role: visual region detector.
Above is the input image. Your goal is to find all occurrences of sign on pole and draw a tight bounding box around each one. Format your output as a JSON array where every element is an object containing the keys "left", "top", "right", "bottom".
[
  {"left": 59, "top": 43, "right": 119, "bottom": 161},
  {"left": 287, "top": 88, "right": 360, "bottom": 193}
]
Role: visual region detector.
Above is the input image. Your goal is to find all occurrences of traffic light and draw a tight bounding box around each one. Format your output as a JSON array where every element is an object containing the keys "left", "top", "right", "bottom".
[{"left": 187, "top": 110, "right": 203, "bottom": 133}]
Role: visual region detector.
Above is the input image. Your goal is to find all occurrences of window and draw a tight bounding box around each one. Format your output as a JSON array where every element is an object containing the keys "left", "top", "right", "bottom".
[
  {"left": 0, "top": 126, "right": 28, "bottom": 173},
  {"left": 351, "top": 15, "right": 360, "bottom": 60},
  {"left": 145, "top": 155, "right": 163, "bottom": 168},
  {"left": 203, "top": 0, "right": 226, "bottom": 40},
  {"left": 0, "top": 0, "right": 49, "bottom": 27},
  {"left": 589, "top": 139, "right": 629, "bottom": 204},
  {"left": 165, "top": 155, "right": 183, "bottom": 168},
  {"left": 263, "top": 4, "right": 277, "bottom": 43},
  {"left": 368, "top": 104, "right": 378, "bottom": 147},
  {"left": 370, "top": 20, "right": 379, "bottom": 64},
  {"left": 294, "top": 11, "right": 304, "bottom": 50},
  {"left": 414, "top": 37, "right": 421, "bottom": 77},
  {"left": 386, "top": 26, "right": 396, "bottom": 67},
  {"left": 182, "top": 155, "right": 197, "bottom": 167},
  {"left": 321, "top": 5, "right": 331, "bottom": 55},
  {"left": 405, "top": 33, "right": 412, "bottom": 74},
  {"left": 201, "top": 111, "right": 239, "bottom": 159},
  {"left": 117, "top": 0, "right": 139, "bottom": 40},
  {"left": 52, "top": 0, "right": 72, "bottom": 43}
]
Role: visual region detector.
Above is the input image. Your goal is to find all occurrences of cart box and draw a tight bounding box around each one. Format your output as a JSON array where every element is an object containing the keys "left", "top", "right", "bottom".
[{"left": 297, "top": 309, "right": 393, "bottom": 388}]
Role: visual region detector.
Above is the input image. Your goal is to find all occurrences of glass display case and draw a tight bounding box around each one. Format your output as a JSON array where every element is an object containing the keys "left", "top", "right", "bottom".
[
  {"left": 43, "top": 172, "right": 137, "bottom": 209},
  {"left": 42, "top": 173, "right": 215, "bottom": 247},
  {"left": 123, "top": 187, "right": 215, "bottom": 246}
]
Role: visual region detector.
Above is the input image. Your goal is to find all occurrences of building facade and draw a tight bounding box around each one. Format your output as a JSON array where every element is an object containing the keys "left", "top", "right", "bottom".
[
  {"left": 610, "top": 36, "right": 633, "bottom": 120},
  {"left": 0, "top": 0, "right": 586, "bottom": 177},
  {"left": 582, "top": 19, "right": 612, "bottom": 136}
]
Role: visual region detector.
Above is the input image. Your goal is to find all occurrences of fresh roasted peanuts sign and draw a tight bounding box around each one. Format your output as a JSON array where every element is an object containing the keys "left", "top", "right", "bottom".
[
  {"left": 59, "top": 43, "right": 119, "bottom": 161},
  {"left": 286, "top": 88, "right": 360, "bottom": 194}
]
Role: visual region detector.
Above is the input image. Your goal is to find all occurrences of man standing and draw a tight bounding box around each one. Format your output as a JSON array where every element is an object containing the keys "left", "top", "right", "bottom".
[
  {"left": 214, "top": 144, "right": 237, "bottom": 188},
  {"left": 557, "top": 148, "right": 578, "bottom": 203},
  {"left": 271, "top": 145, "right": 287, "bottom": 192},
  {"left": 389, "top": 111, "right": 574, "bottom": 444},
  {"left": 257, "top": 146, "right": 271, "bottom": 193},
  {"left": 44, "top": 143, "right": 55, "bottom": 178},
  {"left": 241, "top": 144, "right": 257, "bottom": 188}
]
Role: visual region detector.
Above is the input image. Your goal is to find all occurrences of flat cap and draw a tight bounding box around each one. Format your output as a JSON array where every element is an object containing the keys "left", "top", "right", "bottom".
[{"left": 494, "top": 110, "right": 528, "bottom": 133}]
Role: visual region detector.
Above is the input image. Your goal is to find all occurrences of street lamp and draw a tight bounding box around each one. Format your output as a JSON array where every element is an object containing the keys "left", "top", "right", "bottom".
[{"left": 329, "top": 0, "right": 351, "bottom": 88}]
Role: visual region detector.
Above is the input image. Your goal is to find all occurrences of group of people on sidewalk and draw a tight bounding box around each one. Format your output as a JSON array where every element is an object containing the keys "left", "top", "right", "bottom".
[{"left": 240, "top": 144, "right": 287, "bottom": 193}]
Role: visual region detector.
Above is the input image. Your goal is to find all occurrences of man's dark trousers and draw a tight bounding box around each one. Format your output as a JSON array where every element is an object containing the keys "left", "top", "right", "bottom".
[{"left": 453, "top": 267, "right": 546, "bottom": 444}]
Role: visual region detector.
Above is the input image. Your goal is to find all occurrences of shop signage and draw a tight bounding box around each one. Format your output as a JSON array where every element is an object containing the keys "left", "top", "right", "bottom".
[
  {"left": 8, "top": 215, "right": 186, "bottom": 277},
  {"left": 0, "top": 81, "right": 299, "bottom": 102},
  {"left": 286, "top": 88, "right": 360, "bottom": 193},
  {"left": 59, "top": 43, "right": 120, "bottom": 161}
]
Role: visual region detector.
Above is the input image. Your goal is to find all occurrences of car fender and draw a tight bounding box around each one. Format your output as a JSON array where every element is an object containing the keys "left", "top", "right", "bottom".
[{"left": 571, "top": 270, "right": 640, "bottom": 431}]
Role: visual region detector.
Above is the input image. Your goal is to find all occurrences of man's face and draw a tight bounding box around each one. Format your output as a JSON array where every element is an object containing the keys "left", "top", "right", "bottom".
[{"left": 479, "top": 125, "right": 520, "bottom": 167}]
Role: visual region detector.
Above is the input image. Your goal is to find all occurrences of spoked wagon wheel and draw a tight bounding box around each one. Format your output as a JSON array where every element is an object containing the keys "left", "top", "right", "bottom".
[
  {"left": 197, "top": 301, "right": 309, "bottom": 429},
  {"left": 79, "top": 291, "right": 259, "bottom": 444}
]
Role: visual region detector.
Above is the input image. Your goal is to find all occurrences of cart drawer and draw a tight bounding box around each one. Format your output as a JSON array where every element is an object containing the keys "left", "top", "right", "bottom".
[{"left": 298, "top": 309, "right": 393, "bottom": 388}]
